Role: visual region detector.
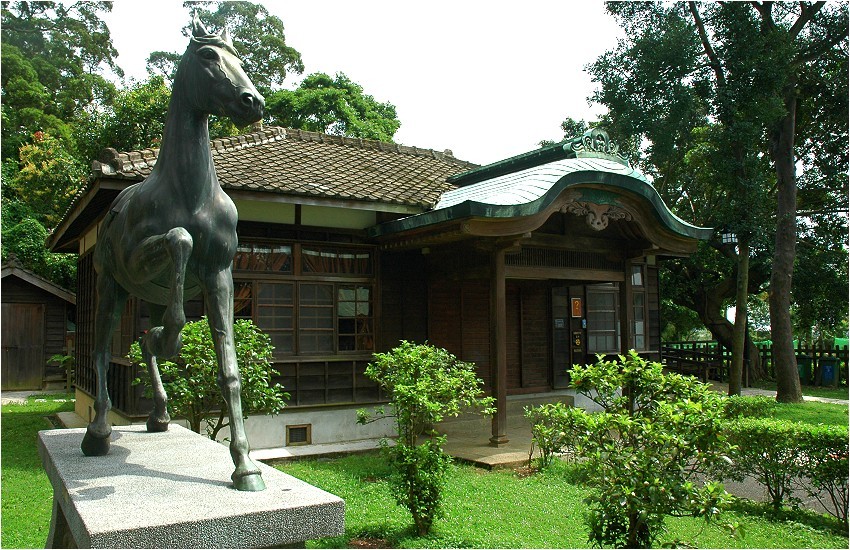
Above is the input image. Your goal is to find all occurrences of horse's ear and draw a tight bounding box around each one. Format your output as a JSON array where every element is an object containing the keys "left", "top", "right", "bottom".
[
  {"left": 220, "top": 26, "right": 233, "bottom": 47},
  {"left": 192, "top": 12, "right": 210, "bottom": 37}
]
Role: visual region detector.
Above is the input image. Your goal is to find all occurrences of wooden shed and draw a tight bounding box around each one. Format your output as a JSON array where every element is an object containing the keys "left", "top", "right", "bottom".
[
  {"left": 1, "top": 258, "right": 76, "bottom": 390},
  {"left": 48, "top": 126, "right": 710, "bottom": 447}
]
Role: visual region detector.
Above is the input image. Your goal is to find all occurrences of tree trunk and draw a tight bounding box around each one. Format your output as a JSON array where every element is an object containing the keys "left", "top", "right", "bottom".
[
  {"left": 769, "top": 90, "right": 803, "bottom": 403},
  {"left": 690, "top": 283, "right": 766, "bottom": 381},
  {"left": 729, "top": 239, "right": 749, "bottom": 395}
]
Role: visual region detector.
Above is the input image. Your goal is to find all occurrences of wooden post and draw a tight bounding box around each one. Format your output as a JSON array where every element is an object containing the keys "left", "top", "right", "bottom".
[
  {"left": 620, "top": 261, "right": 634, "bottom": 355},
  {"left": 489, "top": 247, "right": 509, "bottom": 446}
]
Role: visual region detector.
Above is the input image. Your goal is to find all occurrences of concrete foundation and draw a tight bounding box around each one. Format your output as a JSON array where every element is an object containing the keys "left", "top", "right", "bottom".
[{"left": 38, "top": 425, "right": 345, "bottom": 548}]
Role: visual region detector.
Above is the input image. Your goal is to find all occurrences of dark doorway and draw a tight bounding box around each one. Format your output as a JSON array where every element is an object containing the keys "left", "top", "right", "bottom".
[
  {"left": 552, "top": 285, "right": 586, "bottom": 388},
  {"left": 2, "top": 303, "right": 45, "bottom": 390}
]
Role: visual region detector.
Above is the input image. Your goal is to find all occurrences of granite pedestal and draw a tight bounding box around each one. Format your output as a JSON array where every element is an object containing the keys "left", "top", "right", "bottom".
[{"left": 38, "top": 425, "right": 345, "bottom": 548}]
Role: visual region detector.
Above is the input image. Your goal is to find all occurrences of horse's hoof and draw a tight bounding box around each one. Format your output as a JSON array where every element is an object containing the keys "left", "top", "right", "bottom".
[
  {"left": 81, "top": 430, "right": 110, "bottom": 456},
  {"left": 233, "top": 472, "right": 266, "bottom": 492},
  {"left": 146, "top": 416, "right": 170, "bottom": 432}
]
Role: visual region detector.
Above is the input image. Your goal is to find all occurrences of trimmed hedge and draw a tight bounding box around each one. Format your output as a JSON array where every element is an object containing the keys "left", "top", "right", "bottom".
[
  {"left": 724, "top": 417, "right": 848, "bottom": 525},
  {"left": 722, "top": 394, "right": 776, "bottom": 419}
]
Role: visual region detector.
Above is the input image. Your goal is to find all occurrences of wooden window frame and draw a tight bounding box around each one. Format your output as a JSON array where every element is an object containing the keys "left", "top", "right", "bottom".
[{"left": 586, "top": 284, "right": 621, "bottom": 354}]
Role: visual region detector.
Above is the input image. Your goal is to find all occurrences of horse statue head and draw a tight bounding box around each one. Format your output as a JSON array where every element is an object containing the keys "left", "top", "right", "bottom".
[{"left": 174, "top": 13, "right": 265, "bottom": 127}]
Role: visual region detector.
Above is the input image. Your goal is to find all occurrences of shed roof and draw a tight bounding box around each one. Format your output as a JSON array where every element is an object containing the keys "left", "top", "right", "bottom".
[{"left": 1, "top": 258, "right": 76, "bottom": 304}]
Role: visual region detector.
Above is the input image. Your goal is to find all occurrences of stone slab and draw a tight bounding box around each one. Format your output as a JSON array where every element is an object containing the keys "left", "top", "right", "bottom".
[{"left": 38, "top": 425, "right": 345, "bottom": 548}]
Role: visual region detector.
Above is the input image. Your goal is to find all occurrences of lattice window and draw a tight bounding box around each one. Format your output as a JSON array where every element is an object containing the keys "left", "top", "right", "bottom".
[{"left": 505, "top": 247, "right": 623, "bottom": 271}]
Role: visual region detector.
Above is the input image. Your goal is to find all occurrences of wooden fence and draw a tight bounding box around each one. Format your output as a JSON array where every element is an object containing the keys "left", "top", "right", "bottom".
[{"left": 661, "top": 340, "right": 848, "bottom": 387}]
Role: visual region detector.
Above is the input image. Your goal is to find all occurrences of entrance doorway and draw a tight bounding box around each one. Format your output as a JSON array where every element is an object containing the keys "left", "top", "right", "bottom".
[
  {"left": 2, "top": 303, "right": 45, "bottom": 390},
  {"left": 552, "top": 285, "right": 585, "bottom": 388}
]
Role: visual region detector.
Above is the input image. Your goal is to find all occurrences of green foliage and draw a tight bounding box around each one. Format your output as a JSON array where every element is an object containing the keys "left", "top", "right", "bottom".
[
  {"left": 278, "top": 452, "right": 848, "bottom": 549},
  {"left": 722, "top": 395, "right": 777, "bottom": 419},
  {"left": 722, "top": 414, "right": 849, "bottom": 523},
  {"left": 587, "top": 2, "right": 849, "bottom": 359},
  {"left": 566, "top": 351, "right": 733, "bottom": 548},
  {"left": 48, "top": 353, "right": 75, "bottom": 390},
  {"left": 129, "top": 317, "right": 287, "bottom": 439},
  {"left": 524, "top": 402, "right": 575, "bottom": 468},
  {"left": 1, "top": 1, "right": 120, "bottom": 160},
  {"left": 4, "top": 132, "right": 87, "bottom": 228},
  {"left": 0, "top": 206, "right": 77, "bottom": 290},
  {"left": 798, "top": 425, "right": 849, "bottom": 526},
  {"left": 358, "top": 341, "right": 494, "bottom": 536},
  {"left": 267, "top": 72, "right": 401, "bottom": 142},
  {"left": 94, "top": 75, "right": 171, "bottom": 154}
]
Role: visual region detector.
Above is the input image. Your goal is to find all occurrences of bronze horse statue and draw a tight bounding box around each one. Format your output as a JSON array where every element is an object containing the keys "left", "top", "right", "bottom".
[{"left": 82, "top": 15, "right": 267, "bottom": 491}]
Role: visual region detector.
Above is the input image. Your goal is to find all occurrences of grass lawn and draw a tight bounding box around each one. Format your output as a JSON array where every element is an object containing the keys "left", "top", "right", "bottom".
[
  {"left": 277, "top": 452, "right": 848, "bottom": 549},
  {"left": 1, "top": 394, "right": 847, "bottom": 548},
  {"left": 1, "top": 394, "right": 74, "bottom": 549},
  {"left": 771, "top": 400, "right": 848, "bottom": 426},
  {"left": 750, "top": 380, "right": 849, "bottom": 401}
]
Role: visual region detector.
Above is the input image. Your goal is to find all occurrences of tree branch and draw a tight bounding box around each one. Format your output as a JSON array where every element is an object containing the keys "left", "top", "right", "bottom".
[
  {"left": 795, "top": 24, "right": 847, "bottom": 65},
  {"left": 789, "top": 1, "right": 825, "bottom": 40},
  {"left": 688, "top": 2, "right": 726, "bottom": 86},
  {"left": 751, "top": 2, "right": 777, "bottom": 30}
]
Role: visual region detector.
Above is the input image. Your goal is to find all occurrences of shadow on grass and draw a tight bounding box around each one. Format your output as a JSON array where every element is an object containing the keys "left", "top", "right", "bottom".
[{"left": 729, "top": 497, "right": 847, "bottom": 536}]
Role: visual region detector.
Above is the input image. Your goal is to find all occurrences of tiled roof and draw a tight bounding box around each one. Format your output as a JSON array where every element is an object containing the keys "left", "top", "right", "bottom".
[{"left": 91, "top": 126, "right": 477, "bottom": 208}]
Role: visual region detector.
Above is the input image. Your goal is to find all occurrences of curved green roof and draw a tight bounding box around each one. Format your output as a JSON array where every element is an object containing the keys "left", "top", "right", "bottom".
[{"left": 370, "top": 155, "right": 712, "bottom": 241}]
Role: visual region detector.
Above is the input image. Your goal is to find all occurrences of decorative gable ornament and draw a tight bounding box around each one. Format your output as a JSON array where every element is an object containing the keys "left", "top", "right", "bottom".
[
  {"left": 560, "top": 199, "right": 634, "bottom": 231},
  {"left": 565, "top": 129, "right": 630, "bottom": 165}
]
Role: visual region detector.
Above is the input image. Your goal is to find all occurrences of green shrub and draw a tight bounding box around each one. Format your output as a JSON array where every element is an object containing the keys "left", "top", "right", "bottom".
[
  {"left": 724, "top": 418, "right": 804, "bottom": 510},
  {"left": 566, "top": 351, "right": 733, "bottom": 548},
  {"left": 799, "top": 424, "right": 849, "bottom": 527},
  {"left": 724, "top": 418, "right": 849, "bottom": 523},
  {"left": 130, "top": 317, "right": 288, "bottom": 438},
  {"left": 358, "top": 341, "right": 494, "bottom": 536},
  {"left": 722, "top": 394, "right": 776, "bottom": 419},
  {"left": 524, "top": 402, "right": 574, "bottom": 468}
]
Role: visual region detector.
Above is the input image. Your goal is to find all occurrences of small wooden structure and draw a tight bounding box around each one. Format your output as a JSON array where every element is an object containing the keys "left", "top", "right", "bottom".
[
  {"left": 1, "top": 258, "right": 76, "bottom": 390},
  {"left": 49, "top": 127, "right": 710, "bottom": 446}
]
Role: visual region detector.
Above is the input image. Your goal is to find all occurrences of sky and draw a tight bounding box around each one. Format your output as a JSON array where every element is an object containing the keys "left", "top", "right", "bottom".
[{"left": 102, "top": 1, "right": 625, "bottom": 166}]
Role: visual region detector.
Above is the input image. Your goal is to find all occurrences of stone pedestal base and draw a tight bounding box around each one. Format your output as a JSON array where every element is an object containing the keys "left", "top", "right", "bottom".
[{"left": 38, "top": 425, "right": 344, "bottom": 548}]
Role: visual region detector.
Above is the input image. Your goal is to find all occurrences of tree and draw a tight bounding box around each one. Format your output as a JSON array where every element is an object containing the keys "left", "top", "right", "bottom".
[
  {"left": 4, "top": 132, "right": 87, "bottom": 229},
  {"left": 357, "top": 341, "right": 494, "bottom": 536},
  {"left": 1, "top": 1, "right": 121, "bottom": 160},
  {"left": 586, "top": 2, "right": 848, "bottom": 400},
  {"left": 566, "top": 352, "right": 732, "bottom": 548},
  {"left": 0, "top": 208, "right": 77, "bottom": 290},
  {"left": 129, "top": 318, "right": 288, "bottom": 439},
  {"left": 267, "top": 72, "right": 401, "bottom": 141},
  {"left": 93, "top": 76, "right": 171, "bottom": 154}
]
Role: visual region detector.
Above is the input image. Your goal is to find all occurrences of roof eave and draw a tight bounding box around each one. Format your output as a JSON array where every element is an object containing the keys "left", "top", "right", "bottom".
[{"left": 369, "top": 170, "right": 713, "bottom": 244}]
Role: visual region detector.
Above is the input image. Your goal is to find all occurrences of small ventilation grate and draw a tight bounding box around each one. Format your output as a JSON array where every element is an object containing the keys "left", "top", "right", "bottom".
[{"left": 286, "top": 424, "right": 311, "bottom": 446}]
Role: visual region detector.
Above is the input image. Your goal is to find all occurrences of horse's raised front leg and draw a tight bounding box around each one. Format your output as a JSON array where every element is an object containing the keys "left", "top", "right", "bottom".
[
  {"left": 203, "top": 268, "right": 265, "bottom": 491},
  {"left": 131, "top": 228, "right": 193, "bottom": 432},
  {"left": 81, "top": 272, "right": 128, "bottom": 456}
]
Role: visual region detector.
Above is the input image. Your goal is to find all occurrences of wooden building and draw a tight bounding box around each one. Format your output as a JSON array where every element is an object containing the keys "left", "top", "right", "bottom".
[
  {"left": 49, "top": 126, "right": 710, "bottom": 447},
  {"left": 1, "top": 258, "right": 76, "bottom": 390}
]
